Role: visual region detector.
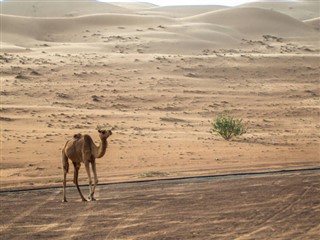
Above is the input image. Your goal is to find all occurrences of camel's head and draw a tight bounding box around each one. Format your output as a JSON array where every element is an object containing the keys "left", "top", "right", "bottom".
[{"left": 98, "top": 129, "right": 112, "bottom": 139}]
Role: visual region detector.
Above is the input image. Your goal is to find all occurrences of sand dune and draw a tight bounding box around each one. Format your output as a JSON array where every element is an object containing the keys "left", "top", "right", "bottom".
[
  {"left": 2, "top": 5, "right": 317, "bottom": 51},
  {"left": 138, "top": 5, "right": 229, "bottom": 18},
  {"left": 1, "top": 13, "right": 175, "bottom": 43},
  {"left": 240, "top": 0, "right": 320, "bottom": 20},
  {"left": 0, "top": 0, "right": 130, "bottom": 17},
  {"left": 185, "top": 7, "right": 316, "bottom": 37},
  {"left": 163, "top": 23, "right": 241, "bottom": 46},
  {"left": 304, "top": 17, "right": 320, "bottom": 31}
]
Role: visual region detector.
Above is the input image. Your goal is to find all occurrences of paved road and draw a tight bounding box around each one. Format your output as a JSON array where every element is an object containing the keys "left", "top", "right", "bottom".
[{"left": 1, "top": 171, "right": 319, "bottom": 239}]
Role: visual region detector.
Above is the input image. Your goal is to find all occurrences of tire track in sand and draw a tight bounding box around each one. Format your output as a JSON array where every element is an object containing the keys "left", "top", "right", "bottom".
[
  {"left": 20, "top": 188, "right": 102, "bottom": 239},
  {"left": 65, "top": 188, "right": 100, "bottom": 240},
  {"left": 234, "top": 186, "right": 312, "bottom": 240},
  {"left": 104, "top": 202, "right": 164, "bottom": 240},
  {"left": 0, "top": 189, "right": 61, "bottom": 234}
]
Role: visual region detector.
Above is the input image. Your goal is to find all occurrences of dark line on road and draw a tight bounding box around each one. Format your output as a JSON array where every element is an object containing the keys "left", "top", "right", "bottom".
[{"left": 1, "top": 167, "right": 319, "bottom": 194}]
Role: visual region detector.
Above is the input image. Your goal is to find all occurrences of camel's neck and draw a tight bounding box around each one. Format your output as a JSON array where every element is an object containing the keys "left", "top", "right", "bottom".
[{"left": 94, "top": 138, "right": 108, "bottom": 158}]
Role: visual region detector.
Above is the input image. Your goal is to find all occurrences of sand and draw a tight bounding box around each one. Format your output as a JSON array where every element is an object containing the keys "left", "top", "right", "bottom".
[
  {"left": 240, "top": 0, "right": 320, "bottom": 20},
  {"left": 304, "top": 17, "right": 320, "bottom": 31},
  {"left": 0, "top": 0, "right": 319, "bottom": 191},
  {"left": 1, "top": 171, "right": 319, "bottom": 239}
]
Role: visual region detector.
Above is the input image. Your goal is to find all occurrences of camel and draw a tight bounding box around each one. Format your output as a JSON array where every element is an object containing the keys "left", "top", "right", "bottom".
[{"left": 61, "top": 129, "right": 112, "bottom": 202}]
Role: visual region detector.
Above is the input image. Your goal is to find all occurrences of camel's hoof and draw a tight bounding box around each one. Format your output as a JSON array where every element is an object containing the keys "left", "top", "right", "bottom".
[
  {"left": 62, "top": 199, "right": 67, "bottom": 203},
  {"left": 88, "top": 196, "right": 96, "bottom": 201},
  {"left": 81, "top": 198, "right": 87, "bottom": 202}
]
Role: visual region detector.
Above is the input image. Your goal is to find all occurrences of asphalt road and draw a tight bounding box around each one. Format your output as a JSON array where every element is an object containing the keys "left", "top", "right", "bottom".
[{"left": 1, "top": 170, "right": 319, "bottom": 240}]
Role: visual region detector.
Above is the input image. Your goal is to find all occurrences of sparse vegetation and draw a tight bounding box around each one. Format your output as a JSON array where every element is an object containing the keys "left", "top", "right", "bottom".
[
  {"left": 140, "top": 171, "right": 169, "bottom": 178},
  {"left": 211, "top": 114, "right": 247, "bottom": 141}
]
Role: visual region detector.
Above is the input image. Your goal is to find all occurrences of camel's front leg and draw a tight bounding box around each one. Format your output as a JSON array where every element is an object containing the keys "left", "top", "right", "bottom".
[
  {"left": 84, "top": 162, "right": 94, "bottom": 201},
  {"left": 90, "top": 160, "right": 98, "bottom": 201}
]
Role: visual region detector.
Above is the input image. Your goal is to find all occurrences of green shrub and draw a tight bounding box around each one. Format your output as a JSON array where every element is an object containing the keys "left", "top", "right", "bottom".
[{"left": 211, "top": 114, "right": 246, "bottom": 141}]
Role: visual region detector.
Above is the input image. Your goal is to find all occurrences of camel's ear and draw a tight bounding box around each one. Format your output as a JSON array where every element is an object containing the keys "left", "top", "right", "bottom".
[{"left": 98, "top": 129, "right": 102, "bottom": 133}]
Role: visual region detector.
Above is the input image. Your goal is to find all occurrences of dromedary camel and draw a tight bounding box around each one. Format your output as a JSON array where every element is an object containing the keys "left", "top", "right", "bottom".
[{"left": 61, "top": 129, "right": 112, "bottom": 202}]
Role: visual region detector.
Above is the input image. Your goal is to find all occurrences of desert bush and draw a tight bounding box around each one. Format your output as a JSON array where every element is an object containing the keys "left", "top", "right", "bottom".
[{"left": 211, "top": 114, "right": 246, "bottom": 141}]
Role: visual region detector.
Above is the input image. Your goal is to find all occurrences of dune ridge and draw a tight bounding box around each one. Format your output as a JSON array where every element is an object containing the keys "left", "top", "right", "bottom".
[
  {"left": 138, "top": 5, "right": 229, "bottom": 18},
  {"left": 304, "top": 17, "right": 320, "bottom": 31},
  {"left": 110, "top": 2, "right": 158, "bottom": 10}
]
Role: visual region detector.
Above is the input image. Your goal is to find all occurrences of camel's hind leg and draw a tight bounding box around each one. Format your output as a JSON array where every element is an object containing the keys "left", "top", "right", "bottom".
[
  {"left": 73, "top": 162, "right": 87, "bottom": 202},
  {"left": 62, "top": 150, "right": 69, "bottom": 202}
]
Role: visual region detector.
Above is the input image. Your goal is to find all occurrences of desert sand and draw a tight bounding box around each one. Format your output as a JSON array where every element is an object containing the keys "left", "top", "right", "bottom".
[{"left": 0, "top": 0, "right": 319, "bottom": 192}]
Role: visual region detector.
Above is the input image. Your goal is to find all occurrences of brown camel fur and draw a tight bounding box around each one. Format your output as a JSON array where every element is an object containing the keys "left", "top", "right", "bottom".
[{"left": 61, "top": 129, "right": 112, "bottom": 202}]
